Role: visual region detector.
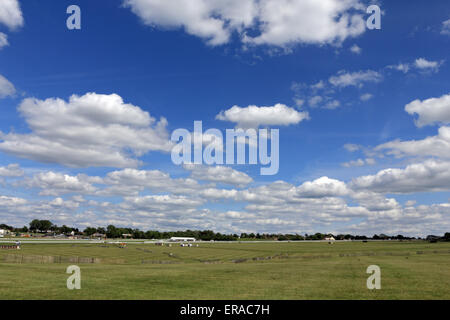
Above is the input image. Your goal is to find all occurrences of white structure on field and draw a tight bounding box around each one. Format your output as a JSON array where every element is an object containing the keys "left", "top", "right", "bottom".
[{"left": 169, "top": 237, "right": 196, "bottom": 242}]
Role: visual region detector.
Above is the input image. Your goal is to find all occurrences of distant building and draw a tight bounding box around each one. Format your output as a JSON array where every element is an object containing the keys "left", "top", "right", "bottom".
[
  {"left": 0, "top": 229, "right": 11, "bottom": 238},
  {"left": 426, "top": 235, "right": 440, "bottom": 242},
  {"left": 92, "top": 233, "right": 106, "bottom": 238},
  {"left": 169, "top": 237, "right": 196, "bottom": 242}
]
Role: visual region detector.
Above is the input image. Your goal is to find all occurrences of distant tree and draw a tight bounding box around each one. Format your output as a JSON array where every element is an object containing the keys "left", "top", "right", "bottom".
[
  {"left": 444, "top": 233, "right": 450, "bottom": 242},
  {"left": 133, "top": 229, "right": 145, "bottom": 239},
  {"left": 42, "top": 220, "right": 53, "bottom": 231},
  {"left": 29, "top": 219, "right": 53, "bottom": 232},
  {"left": 106, "top": 225, "right": 120, "bottom": 238},
  {"left": 29, "top": 219, "right": 40, "bottom": 231},
  {"left": 312, "top": 233, "right": 325, "bottom": 240},
  {"left": 84, "top": 227, "right": 97, "bottom": 236},
  {"left": 426, "top": 235, "right": 440, "bottom": 242},
  {"left": 60, "top": 225, "right": 71, "bottom": 234}
]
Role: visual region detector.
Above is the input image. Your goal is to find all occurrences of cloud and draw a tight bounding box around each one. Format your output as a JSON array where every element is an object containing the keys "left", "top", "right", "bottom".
[
  {"left": 0, "top": 74, "right": 15, "bottom": 98},
  {"left": 308, "top": 95, "right": 323, "bottom": 108},
  {"left": 387, "top": 63, "right": 410, "bottom": 73},
  {"left": 350, "top": 44, "right": 362, "bottom": 54},
  {"left": 351, "top": 160, "right": 450, "bottom": 194},
  {"left": 242, "top": 0, "right": 366, "bottom": 46},
  {"left": 344, "top": 143, "right": 361, "bottom": 152},
  {"left": 216, "top": 103, "right": 309, "bottom": 128},
  {"left": 184, "top": 164, "right": 253, "bottom": 187},
  {"left": 342, "top": 158, "right": 375, "bottom": 167},
  {"left": 376, "top": 126, "right": 450, "bottom": 161},
  {"left": 310, "top": 81, "right": 325, "bottom": 91},
  {"left": 0, "top": 195, "right": 27, "bottom": 206},
  {"left": 0, "top": 93, "right": 173, "bottom": 168},
  {"left": 124, "top": 0, "right": 367, "bottom": 47},
  {"left": 387, "top": 58, "right": 443, "bottom": 74},
  {"left": 442, "top": 19, "right": 450, "bottom": 35},
  {"left": 294, "top": 98, "right": 305, "bottom": 108},
  {"left": 100, "top": 168, "right": 206, "bottom": 196},
  {"left": 0, "top": 164, "right": 23, "bottom": 177},
  {"left": 373, "top": 94, "right": 450, "bottom": 159},
  {"left": 119, "top": 194, "right": 205, "bottom": 216},
  {"left": 0, "top": 32, "right": 8, "bottom": 50},
  {"left": 405, "top": 93, "right": 450, "bottom": 127},
  {"left": 123, "top": 0, "right": 256, "bottom": 46},
  {"left": 360, "top": 93, "right": 373, "bottom": 101},
  {"left": 297, "top": 177, "right": 349, "bottom": 198},
  {"left": 324, "top": 100, "right": 341, "bottom": 109},
  {"left": 414, "top": 58, "right": 442, "bottom": 72},
  {"left": 0, "top": 0, "right": 23, "bottom": 30},
  {"left": 19, "top": 171, "right": 98, "bottom": 196},
  {"left": 329, "top": 70, "right": 382, "bottom": 88},
  {"left": 2, "top": 164, "right": 450, "bottom": 235},
  {"left": 307, "top": 96, "right": 340, "bottom": 109}
]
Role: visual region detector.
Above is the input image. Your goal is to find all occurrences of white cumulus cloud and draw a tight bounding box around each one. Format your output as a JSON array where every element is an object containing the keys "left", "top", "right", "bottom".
[
  {"left": 351, "top": 160, "right": 450, "bottom": 194},
  {"left": 184, "top": 164, "right": 253, "bottom": 187},
  {"left": 0, "top": 74, "right": 15, "bottom": 98},
  {"left": 414, "top": 58, "right": 442, "bottom": 72},
  {"left": 350, "top": 44, "right": 362, "bottom": 54},
  {"left": 376, "top": 126, "right": 450, "bottom": 160},
  {"left": 0, "top": 164, "right": 23, "bottom": 177},
  {"left": 216, "top": 103, "right": 309, "bottom": 128},
  {"left": 405, "top": 93, "right": 450, "bottom": 127},
  {"left": 0, "top": 0, "right": 23, "bottom": 30},
  {"left": 0, "top": 32, "right": 8, "bottom": 50},
  {"left": 0, "top": 93, "right": 173, "bottom": 168},
  {"left": 329, "top": 70, "right": 382, "bottom": 88},
  {"left": 442, "top": 19, "right": 450, "bottom": 35},
  {"left": 124, "top": 0, "right": 367, "bottom": 47},
  {"left": 20, "top": 171, "right": 98, "bottom": 196}
]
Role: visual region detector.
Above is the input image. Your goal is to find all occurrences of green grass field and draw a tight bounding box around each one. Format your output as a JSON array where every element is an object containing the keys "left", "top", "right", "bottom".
[{"left": 0, "top": 241, "right": 449, "bottom": 300}]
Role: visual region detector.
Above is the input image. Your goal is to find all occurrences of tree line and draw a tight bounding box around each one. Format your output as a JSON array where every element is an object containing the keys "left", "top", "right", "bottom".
[{"left": 1, "top": 220, "right": 449, "bottom": 242}]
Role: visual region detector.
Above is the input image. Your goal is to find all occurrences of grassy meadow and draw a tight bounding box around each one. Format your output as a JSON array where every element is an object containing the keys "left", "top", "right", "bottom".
[{"left": 0, "top": 241, "right": 449, "bottom": 300}]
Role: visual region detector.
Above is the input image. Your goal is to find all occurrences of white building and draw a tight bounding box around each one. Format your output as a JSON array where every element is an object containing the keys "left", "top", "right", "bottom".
[
  {"left": 169, "top": 237, "right": 196, "bottom": 242},
  {"left": 0, "top": 229, "right": 7, "bottom": 238}
]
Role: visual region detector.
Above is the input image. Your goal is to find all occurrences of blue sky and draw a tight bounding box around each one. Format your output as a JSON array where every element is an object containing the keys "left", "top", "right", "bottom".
[{"left": 0, "top": 0, "right": 449, "bottom": 236}]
